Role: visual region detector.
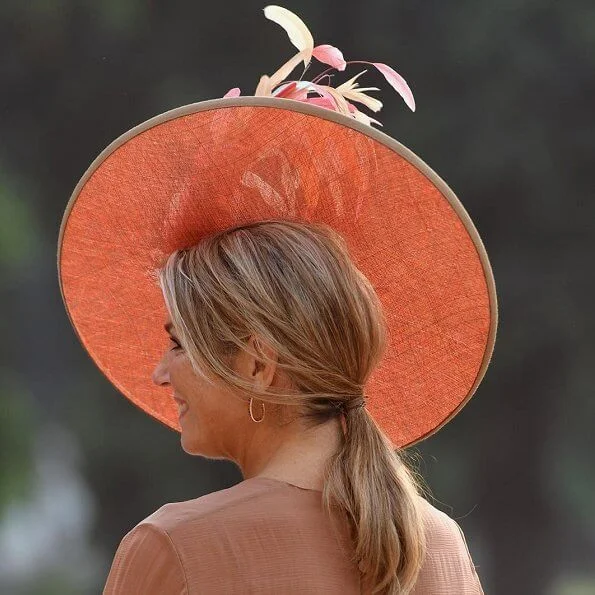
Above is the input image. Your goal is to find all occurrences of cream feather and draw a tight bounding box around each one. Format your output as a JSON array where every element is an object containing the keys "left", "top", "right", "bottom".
[
  {"left": 268, "top": 48, "right": 311, "bottom": 89},
  {"left": 341, "top": 89, "right": 383, "bottom": 112},
  {"left": 254, "top": 74, "right": 272, "bottom": 96},
  {"left": 263, "top": 5, "right": 314, "bottom": 67}
]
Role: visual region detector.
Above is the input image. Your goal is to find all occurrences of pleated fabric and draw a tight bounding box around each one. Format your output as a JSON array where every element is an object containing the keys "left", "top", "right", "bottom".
[{"left": 103, "top": 476, "right": 484, "bottom": 594}]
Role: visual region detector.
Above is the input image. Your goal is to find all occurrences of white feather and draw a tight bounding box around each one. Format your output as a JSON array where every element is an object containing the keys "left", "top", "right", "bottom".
[{"left": 263, "top": 5, "right": 313, "bottom": 67}]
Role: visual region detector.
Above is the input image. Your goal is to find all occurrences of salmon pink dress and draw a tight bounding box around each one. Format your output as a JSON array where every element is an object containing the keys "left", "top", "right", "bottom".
[{"left": 103, "top": 476, "right": 484, "bottom": 594}]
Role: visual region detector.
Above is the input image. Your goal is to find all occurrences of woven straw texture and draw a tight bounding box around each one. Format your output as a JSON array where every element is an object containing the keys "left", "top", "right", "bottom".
[{"left": 58, "top": 97, "right": 497, "bottom": 448}]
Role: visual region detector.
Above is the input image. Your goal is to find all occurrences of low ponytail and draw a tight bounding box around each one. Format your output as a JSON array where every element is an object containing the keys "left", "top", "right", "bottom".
[{"left": 322, "top": 406, "right": 427, "bottom": 594}]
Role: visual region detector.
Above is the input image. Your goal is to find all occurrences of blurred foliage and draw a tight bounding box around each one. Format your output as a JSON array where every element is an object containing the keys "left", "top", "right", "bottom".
[
  {"left": 0, "top": 164, "right": 41, "bottom": 270},
  {"left": 0, "top": 371, "right": 37, "bottom": 515},
  {"left": 1, "top": 0, "right": 594, "bottom": 593},
  {"left": 549, "top": 576, "right": 595, "bottom": 595}
]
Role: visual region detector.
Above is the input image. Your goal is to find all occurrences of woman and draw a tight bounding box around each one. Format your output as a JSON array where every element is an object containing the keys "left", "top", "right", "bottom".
[
  {"left": 58, "top": 6, "right": 497, "bottom": 593},
  {"left": 104, "top": 220, "right": 487, "bottom": 594}
]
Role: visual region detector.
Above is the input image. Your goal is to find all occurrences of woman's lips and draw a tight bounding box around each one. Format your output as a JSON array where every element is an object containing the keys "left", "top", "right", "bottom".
[{"left": 174, "top": 396, "right": 189, "bottom": 418}]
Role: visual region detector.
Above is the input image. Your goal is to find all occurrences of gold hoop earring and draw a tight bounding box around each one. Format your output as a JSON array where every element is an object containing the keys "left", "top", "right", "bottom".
[{"left": 249, "top": 397, "right": 265, "bottom": 423}]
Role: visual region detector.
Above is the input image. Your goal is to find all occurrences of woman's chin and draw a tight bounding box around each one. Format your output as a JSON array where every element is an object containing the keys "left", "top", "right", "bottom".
[
  {"left": 180, "top": 434, "right": 199, "bottom": 455},
  {"left": 180, "top": 428, "right": 204, "bottom": 455}
]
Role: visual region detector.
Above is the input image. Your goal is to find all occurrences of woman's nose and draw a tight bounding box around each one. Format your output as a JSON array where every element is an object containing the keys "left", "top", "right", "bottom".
[{"left": 152, "top": 357, "right": 170, "bottom": 386}]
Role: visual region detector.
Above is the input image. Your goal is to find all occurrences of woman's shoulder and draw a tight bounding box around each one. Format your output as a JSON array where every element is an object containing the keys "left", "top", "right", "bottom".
[
  {"left": 135, "top": 476, "right": 315, "bottom": 538},
  {"left": 105, "top": 478, "right": 303, "bottom": 593},
  {"left": 413, "top": 496, "right": 484, "bottom": 594},
  {"left": 418, "top": 496, "right": 471, "bottom": 543}
]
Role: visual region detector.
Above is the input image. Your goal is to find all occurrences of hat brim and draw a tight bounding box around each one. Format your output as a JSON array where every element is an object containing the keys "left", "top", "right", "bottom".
[{"left": 57, "top": 96, "right": 497, "bottom": 448}]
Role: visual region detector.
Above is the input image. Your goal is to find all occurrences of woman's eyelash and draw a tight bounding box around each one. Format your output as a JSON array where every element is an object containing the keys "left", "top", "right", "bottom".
[{"left": 169, "top": 336, "right": 182, "bottom": 349}]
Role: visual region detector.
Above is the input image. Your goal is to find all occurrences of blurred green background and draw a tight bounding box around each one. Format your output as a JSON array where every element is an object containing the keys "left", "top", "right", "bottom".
[{"left": 1, "top": 1, "right": 594, "bottom": 593}]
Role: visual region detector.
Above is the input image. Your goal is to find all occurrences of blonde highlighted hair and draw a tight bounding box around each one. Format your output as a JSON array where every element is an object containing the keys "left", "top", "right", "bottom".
[{"left": 157, "top": 219, "right": 428, "bottom": 593}]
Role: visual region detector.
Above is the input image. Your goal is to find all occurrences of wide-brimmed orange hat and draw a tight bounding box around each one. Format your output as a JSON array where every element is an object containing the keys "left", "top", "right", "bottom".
[{"left": 57, "top": 6, "right": 497, "bottom": 448}]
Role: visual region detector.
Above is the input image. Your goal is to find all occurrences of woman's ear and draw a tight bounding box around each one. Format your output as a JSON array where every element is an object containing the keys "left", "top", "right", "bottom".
[{"left": 248, "top": 335, "right": 278, "bottom": 388}]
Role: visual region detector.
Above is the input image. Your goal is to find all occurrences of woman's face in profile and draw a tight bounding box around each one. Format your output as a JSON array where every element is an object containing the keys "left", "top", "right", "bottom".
[{"left": 152, "top": 317, "right": 251, "bottom": 459}]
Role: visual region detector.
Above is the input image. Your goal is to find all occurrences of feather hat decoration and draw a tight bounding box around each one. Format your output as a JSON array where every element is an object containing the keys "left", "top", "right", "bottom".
[{"left": 223, "top": 5, "right": 416, "bottom": 127}]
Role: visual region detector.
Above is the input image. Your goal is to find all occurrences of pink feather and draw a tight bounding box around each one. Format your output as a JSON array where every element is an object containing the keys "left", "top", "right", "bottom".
[
  {"left": 223, "top": 87, "right": 241, "bottom": 98},
  {"left": 370, "top": 62, "right": 415, "bottom": 111},
  {"left": 312, "top": 44, "right": 347, "bottom": 71}
]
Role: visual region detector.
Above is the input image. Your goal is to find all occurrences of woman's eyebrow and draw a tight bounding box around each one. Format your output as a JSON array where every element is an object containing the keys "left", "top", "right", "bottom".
[{"left": 164, "top": 322, "right": 175, "bottom": 334}]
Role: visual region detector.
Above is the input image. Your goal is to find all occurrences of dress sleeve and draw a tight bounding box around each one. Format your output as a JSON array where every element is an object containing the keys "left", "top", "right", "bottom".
[
  {"left": 412, "top": 508, "right": 485, "bottom": 595},
  {"left": 103, "top": 522, "right": 187, "bottom": 595}
]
